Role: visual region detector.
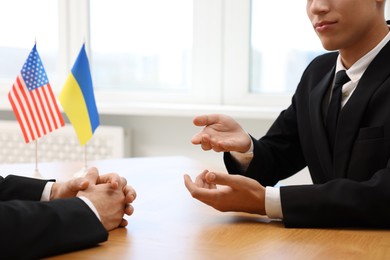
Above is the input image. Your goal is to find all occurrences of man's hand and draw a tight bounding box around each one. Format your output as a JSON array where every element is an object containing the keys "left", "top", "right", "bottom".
[
  {"left": 50, "top": 167, "right": 137, "bottom": 230},
  {"left": 77, "top": 168, "right": 137, "bottom": 230},
  {"left": 50, "top": 173, "right": 91, "bottom": 201},
  {"left": 184, "top": 170, "right": 266, "bottom": 215},
  {"left": 76, "top": 183, "right": 124, "bottom": 231},
  {"left": 191, "top": 114, "right": 252, "bottom": 153}
]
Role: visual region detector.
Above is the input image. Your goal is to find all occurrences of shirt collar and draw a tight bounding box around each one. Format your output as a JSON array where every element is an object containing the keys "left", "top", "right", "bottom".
[{"left": 336, "top": 29, "right": 390, "bottom": 82}]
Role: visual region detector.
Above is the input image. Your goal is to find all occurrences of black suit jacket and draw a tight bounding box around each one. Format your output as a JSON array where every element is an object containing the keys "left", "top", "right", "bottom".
[
  {"left": 225, "top": 36, "right": 390, "bottom": 228},
  {"left": 0, "top": 175, "right": 108, "bottom": 259}
]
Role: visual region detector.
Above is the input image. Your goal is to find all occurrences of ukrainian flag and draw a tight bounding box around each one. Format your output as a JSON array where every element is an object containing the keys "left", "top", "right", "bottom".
[{"left": 59, "top": 44, "right": 100, "bottom": 146}]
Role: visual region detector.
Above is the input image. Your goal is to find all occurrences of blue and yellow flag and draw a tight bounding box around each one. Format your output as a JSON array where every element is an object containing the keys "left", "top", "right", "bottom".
[{"left": 59, "top": 44, "right": 100, "bottom": 146}]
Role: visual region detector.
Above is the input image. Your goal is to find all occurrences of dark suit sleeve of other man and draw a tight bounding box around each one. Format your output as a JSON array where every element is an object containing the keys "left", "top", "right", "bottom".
[
  {"left": 0, "top": 174, "right": 108, "bottom": 259},
  {"left": 224, "top": 41, "right": 390, "bottom": 228}
]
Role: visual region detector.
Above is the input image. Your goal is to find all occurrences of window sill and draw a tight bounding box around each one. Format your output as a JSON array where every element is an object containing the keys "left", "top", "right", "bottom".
[
  {"left": 97, "top": 102, "right": 283, "bottom": 120},
  {"left": 0, "top": 100, "right": 282, "bottom": 120}
]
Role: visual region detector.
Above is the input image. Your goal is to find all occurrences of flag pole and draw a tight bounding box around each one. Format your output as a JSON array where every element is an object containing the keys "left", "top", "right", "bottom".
[
  {"left": 83, "top": 145, "right": 88, "bottom": 172},
  {"left": 73, "top": 145, "right": 88, "bottom": 178},
  {"left": 33, "top": 140, "right": 42, "bottom": 178},
  {"left": 33, "top": 39, "right": 40, "bottom": 178}
]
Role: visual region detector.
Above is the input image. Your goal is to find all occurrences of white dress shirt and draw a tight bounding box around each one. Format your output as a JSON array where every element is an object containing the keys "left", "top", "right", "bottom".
[{"left": 232, "top": 30, "right": 390, "bottom": 219}]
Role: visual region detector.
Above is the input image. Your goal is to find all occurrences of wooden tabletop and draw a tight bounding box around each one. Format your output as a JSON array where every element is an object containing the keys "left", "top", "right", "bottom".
[{"left": 2, "top": 156, "right": 389, "bottom": 259}]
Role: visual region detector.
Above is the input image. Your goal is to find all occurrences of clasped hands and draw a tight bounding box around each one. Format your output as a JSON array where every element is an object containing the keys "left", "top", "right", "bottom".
[
  {"left": 184, "top": 114, "right": 267, "bottom": 215},
  {"left": 50, "top": 167, "right": 137, "bottom": 231}
]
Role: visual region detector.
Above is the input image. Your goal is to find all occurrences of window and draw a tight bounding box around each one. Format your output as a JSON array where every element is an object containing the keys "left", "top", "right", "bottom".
[
  {"left": 222, "top": 0, "right": 325, "bottom": 107},
  {"left": 90, "top": 0, "right": 192, "bottom": 92},
  {"left": 0, "top": 0, "right": 59, "bottom": 89},
  {"left": 86, "top": 0, "right": 225, "bottom": 105},
  {"left": 250, "top": 0, "right": 324, "bottom": 94}
]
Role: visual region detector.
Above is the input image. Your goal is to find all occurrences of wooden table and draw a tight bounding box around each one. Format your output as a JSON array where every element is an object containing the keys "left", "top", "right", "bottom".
[{"left": 2, "top": 156, "right": 390, "bottom": 259}]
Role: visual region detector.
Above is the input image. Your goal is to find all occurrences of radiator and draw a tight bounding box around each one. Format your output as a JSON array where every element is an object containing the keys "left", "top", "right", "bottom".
[{"left": 0, "top": 121, "right": 125, "bottom": 164}]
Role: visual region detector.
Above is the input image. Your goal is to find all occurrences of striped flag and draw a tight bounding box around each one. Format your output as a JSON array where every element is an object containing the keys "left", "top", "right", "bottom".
[
  {"left": 8, "top": 44, "right": 65, "bottom": 143},
  {"left": 59, "top": 44, "right": 100, "bottom": 146}
]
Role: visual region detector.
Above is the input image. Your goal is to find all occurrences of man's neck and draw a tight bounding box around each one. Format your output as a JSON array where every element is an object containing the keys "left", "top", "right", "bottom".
[{"left": 339, "top": 23, "right": 389, "bottom": 69}]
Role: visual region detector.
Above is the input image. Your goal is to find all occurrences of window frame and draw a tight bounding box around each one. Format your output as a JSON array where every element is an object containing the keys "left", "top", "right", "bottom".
[{"left": 222, "top": 0, "right": 291, "bottom": 108}]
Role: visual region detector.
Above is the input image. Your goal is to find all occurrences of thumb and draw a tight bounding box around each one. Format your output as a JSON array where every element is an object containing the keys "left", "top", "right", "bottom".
[
  {"left": 62, "top": 176, "right": 90, "bottom": 196},
  {"left": 72, "top": 177, "right": 89, "bottom": 190},
  {"left": 205, "top": 172, "right": 242, "bottom": 189},
  {"left": 193, "top": 114, "right": 220, "bottom": 127}
]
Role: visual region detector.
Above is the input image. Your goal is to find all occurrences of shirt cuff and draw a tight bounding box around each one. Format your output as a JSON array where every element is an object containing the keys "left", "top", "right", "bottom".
[
  {"left": 265, "top": 186, "right": 283, "bottom": 219},
  {"left": 78, "top": 196, "right": 101, "bottom": 221},
  {"left": 40, "top": 182, "right": 54, "bottom": 201},
  {"left": 42, "top": 183, "right": 101, "bottom": 221}
]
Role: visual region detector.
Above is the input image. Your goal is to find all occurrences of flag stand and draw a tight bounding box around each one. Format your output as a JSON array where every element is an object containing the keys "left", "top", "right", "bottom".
[
  {"left": 33, "top": 140, "right": 43, "bottom": 178},
  {"left": 73, "top": 145, "right": 88, "bottom": 178}
]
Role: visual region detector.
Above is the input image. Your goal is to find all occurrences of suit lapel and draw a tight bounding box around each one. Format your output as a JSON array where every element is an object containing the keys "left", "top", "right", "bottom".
[
  {"left": 335, "top": 41, "right": 390, "bottom": 177},
  {"left": 309, "top": 67, "right": 335, "bottom": 178}
]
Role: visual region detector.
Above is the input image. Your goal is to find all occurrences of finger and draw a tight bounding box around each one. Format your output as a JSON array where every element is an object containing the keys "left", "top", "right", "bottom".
[
  {"left": 199, "top": 170, "right": 218, "bottom": 189},
  {"left": 119, "top": 177, "right": 128, "bottom": 190},
  {"left": 70, "top": 177, "right": 90, "bottom": 191},
  {"left": 184, "top": 174, "right": 195, "bottom": 193},
  {"left": 193, "top": 114, "right": 220, "bottom": 127},
  {"left": 210, "top": 143, "right": 225, "bottom": 152},
  {"left": 83, "top": 167, "right": 99, "bottom": 184},
  {"left": 98, "top": 173, "right": 123, "bottom": 189},
  {"left": 194, "top": 170, "right": 209, "bottom": 186},
  {"left": 110, "top": 180, "right": 119, "bottom": 189},
  {"left": 201, "top": 135, "right": 226, "bottom": 152},
  {"left": 192, "top": 133, "right": 212, "bottom": 148},
  {"left": 124, "top": 204, "right": 134, "bottom": 216},
  {"left": 119, "top": 218, "right": 128, "bottom": 227},
  {"left": 191, "top": 133, "right": 202, "bottom": 145},
  {"left": 207, "top": 135, "right": 232, "bottom": 152},
  {"left": 98, "top": 173, "right": 118, "bottom": 184},
  {"left": 205, "top": 172, "right": 246, "bottom": 189},
  {"left": 110, "top": 176, "right": 127, "bottom": 190},
  {"left": 200, "top": 135, "right": 213, "bottom": 151},
  {"left": 124, "top": 186, "right": 137, "bottom": 203},
  {"left": 201, "top": 143, "right": 212, "bottom": 151}
]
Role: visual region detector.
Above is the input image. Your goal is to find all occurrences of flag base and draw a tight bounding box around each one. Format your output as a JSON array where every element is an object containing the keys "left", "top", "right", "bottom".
[{"left": 33, "top": 168, "right": 43, "bottom": 179}]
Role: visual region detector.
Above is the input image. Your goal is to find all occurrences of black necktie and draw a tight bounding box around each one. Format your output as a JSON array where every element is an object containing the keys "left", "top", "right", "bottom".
[{"left": 326, "top": 70, "right": 350, "bottom": 152}]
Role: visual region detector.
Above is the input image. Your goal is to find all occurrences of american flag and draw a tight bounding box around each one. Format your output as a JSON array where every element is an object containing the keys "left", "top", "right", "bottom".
[{"left": 8, "top": 44, "right": 64, "bottom": 143}]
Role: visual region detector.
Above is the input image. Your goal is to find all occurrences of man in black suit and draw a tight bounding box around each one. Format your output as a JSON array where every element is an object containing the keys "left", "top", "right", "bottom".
[
  {"left": 184, "top": 0, "right": 390, "bottom": 228},
  {"left": 0, "top": 167, "right": 137, "bottom": 259}
]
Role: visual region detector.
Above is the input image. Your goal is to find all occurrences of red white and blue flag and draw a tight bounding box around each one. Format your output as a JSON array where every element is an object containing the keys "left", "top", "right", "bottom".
[{"left": 8, "top": 44, "right": 64, "bottom": 143}]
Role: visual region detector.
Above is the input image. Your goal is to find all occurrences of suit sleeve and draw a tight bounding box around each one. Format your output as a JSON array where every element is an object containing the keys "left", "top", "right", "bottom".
[
  {"left": 0, "top": 174, "right": 49, "bottom": 201},
  {"left": 0, "top": 175, "right": 108, "bottom": 259},
  {"left": 280, "top": 169, "right": 390, "bottom": 228}
]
